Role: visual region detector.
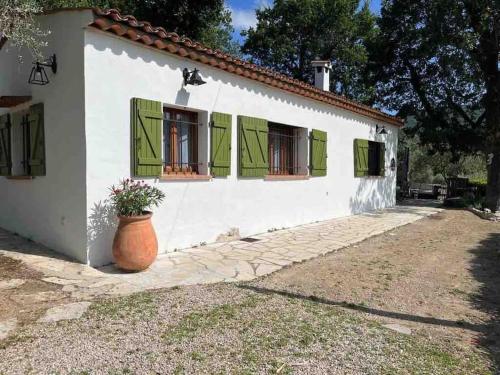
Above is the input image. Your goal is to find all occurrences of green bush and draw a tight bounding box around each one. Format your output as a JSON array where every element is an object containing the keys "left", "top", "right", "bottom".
[
  {"left": 469, "top": 177, "right": 487, "bottom": 186},
  {"left": 431, "top": 175, "right": 445, "bottom": 185},
  {"left": 443, "top": 197, "right": 467, "bottom": 208},
  {"left": 465, "top": 195, "right": 486, "bottom": 210},
  {"left": 110, "top": 179, "right": 165, "bottom": 216}
]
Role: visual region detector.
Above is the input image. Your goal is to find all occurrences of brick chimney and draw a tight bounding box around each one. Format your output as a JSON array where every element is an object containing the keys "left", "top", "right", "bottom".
[{"left": 311, "top": 60, "right": 332, "bottom": 91}]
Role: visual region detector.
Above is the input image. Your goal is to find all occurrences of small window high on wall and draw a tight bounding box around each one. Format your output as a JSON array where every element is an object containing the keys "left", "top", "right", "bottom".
[{"left": 163, "top": 108, "right": 199, "bottom": 175}]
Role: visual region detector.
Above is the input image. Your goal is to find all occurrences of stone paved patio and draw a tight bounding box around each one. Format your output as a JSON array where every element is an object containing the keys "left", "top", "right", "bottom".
[{"left": 0, "top": 205, "right": 440, "bottom": 298}]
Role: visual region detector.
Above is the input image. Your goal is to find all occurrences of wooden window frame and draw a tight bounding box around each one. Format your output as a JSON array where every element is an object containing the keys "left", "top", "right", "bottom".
[
  {"left": 268, "top": 123, "right": 300, "bottom": 176},
  {"left": 162, "top": 107, "right": 199, "bottom": 176}
]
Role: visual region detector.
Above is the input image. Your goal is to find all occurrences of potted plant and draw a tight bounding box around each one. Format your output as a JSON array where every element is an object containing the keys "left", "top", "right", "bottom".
[{"left": 110, "top": 179, "right": 165, "bottom": 271}]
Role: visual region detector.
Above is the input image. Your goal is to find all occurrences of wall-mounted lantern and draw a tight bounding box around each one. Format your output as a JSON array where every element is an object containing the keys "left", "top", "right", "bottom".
[
  {"left": 28, "top": 54, "right": 57, "bottom": 85},
  {"left": 376, "top": 124, "right": 388, "bottom": 135},
  {"left": 390, "top": 158, "right": 396, "bottom": 171},
  {"left": 183, "top": 68, "right": 206, "bottom": 86}
]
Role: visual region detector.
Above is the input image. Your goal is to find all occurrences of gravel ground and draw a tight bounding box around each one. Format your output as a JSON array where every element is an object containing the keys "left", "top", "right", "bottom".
[{"left": 0, "top": 208, "right": 497, "bottom": 374}]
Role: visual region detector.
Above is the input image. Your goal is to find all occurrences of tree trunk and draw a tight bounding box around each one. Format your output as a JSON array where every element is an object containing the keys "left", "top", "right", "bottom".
[
  {"left": 483, "top": 67, "right": 500, "bottom": 211},
  {"left": 486, "top": 145, "right": 500, "bottom": 212},
  {"left": 484, "top": 81, "right": 500, "bottom": 211},
  {"left": 464, "top": 0, "right": 500, "bottom": 211}
]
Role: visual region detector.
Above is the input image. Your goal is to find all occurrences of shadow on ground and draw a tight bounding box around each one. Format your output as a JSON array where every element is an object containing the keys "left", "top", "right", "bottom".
[
  {"left": 238, "top": 284, "right": 481, "bottom": 332},
  {"left": 0, "top": 229, "right": 73, "bottom": 263},
  {"left": 238, "top": 208, "right": 500, "bottom": 373},
  {"left": 468, "top": 232, "right": 500, "bottom": 371}
]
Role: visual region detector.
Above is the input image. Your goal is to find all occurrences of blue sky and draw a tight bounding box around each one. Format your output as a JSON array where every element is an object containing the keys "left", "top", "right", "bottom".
[{"left": 226, "top": 0, "right": 383, "bottom": 42}]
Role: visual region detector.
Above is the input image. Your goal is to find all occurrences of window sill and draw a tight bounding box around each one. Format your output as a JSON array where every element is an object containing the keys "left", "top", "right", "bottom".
[
  {"left": 6, "top": 175, "right": 34, "bottom": 180},
  {"left": 264, "top": 175, "right": 310, "bottom": 181},
  {"left": 160, "top": 174, "right": 212, "bottom": 181}
]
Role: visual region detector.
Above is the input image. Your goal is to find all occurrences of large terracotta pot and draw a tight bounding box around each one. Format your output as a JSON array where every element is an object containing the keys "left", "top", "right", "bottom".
[{"left": 112, "top": 212, "right": 158, "bottom": 271}]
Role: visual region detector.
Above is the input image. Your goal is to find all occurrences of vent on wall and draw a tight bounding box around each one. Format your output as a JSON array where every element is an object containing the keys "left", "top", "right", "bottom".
[{"left": 240, "top": 237, "right": 261, "bottom": 243}]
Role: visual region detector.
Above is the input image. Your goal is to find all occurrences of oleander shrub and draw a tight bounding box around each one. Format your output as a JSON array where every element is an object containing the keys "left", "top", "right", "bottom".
[{"left": 110, "top": 179, "right": 165, "bottom": 216}]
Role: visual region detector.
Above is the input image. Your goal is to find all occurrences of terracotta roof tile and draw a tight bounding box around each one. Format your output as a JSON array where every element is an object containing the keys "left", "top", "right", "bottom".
[
  {"left": 0, "top": 8, "right": 402, "bottom": 127},
  {"left": 89, "top": 8, "right": 402, "bottom": 127}
]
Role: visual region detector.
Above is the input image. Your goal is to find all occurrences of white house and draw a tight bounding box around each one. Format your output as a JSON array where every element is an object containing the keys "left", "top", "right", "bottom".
[{"left": 0, "top": 8, "right": 403, "bottom": 267}]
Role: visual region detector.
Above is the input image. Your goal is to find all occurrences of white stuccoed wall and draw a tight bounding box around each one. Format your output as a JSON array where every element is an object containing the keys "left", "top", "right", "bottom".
[
  {"left": 84, "top": 28, "right": 398, "bottom": 267},
  {"left": 0, "top": 11, "right": 92, "bottom": 263}
]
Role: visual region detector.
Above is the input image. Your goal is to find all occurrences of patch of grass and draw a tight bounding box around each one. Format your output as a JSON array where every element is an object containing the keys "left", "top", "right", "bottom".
[
  {"left": 88, "top": 291, "right": 158, "bottom": 320},
  {"left": 450, "top": 288, "right": 469, "bottom": 298},
  {"left": 107, "top": 368, "right": 134, "bottom": 375},
  {"left": 0, "top": 331, "right": 34, "bottom": 350},
  {"left": 190, "top": 351, "right": 206, "bottom": 362},
  {"left": 163, "top": 295, "right": 261, "bottom": 344},
  {"left": 173, "top": 364, "right": 185, "bottom": 375},
  {"left": 379, "top": 331, "right": 491, "bottom": 375},
  {"left": 163, "top": 288, "right": 491, "bottom": 374}
]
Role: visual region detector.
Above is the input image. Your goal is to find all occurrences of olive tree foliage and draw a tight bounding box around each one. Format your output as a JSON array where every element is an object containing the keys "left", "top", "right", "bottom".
[
  {"left": 0, "top": 0, "right": 49, "bottom": 60},
  {"left": 38, "top": 0, "right": 241, "bottom": 55},
  {"left": 1, "top": 0, "right": 241, "bottom": 59},
  {"left": 400, "top": 132, "right": 487, "bottom": 185}
]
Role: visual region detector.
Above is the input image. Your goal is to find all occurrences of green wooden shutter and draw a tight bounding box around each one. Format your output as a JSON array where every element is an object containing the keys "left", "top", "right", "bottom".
[
  {"left": 379, "top": 142, "right": 386, "bottom": 176},
  {"left": 28, "top": 103, "right": 46, "bottom": 176},
  {"left": 354, "top": 139, "right": 369, "bottom": 177},
  {"left": 0, "top": 113, "right": 12, "bottom": 176},
  {"left": 310, "top": 129, "right": 327, "bottom": 176},
  {"left": 132, "top": 98, "right": 163, "bottom": 177},
  {"left": 238, "top": 115, "right": 268, "bottom": 177},
  {"left": 210, "top": 112, "right": 232, "bottom": 177}
]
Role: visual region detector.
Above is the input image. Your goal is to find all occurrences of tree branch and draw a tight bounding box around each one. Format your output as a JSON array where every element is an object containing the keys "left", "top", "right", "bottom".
[
  {"left": 405, "top": 60, "right": 443, "bottom": 123},
  {"left": 443, "top": 86, "right": 485, "bottom": 128},
  {"left": 474, "top": 110, "right": 487, "bottom": 127}
]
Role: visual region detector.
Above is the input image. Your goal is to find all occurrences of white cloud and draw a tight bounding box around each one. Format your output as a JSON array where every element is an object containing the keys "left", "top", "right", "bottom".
[
  {"left": 254, "top": 0, "right": 272, "bottom": 9},
  {"left": 229, "top": 7, "right": 257, "bottom": 30},
  {"left": 227, "top": 0, "right": 273, "bottom": 30}
]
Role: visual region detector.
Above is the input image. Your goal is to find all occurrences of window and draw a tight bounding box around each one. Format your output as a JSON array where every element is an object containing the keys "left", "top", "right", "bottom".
[
  {"left": 368, "top": 141, "right": 382, "bottom": 176},
  {"left": 268, "top": 123, "right": 300, "bottom": 175},
  {"left": 132, "top": 98, "right": 209, "bottom": 178},
  {"left": 163, "top": 108, "right": 199, "bottom": 175},
  {"left": 354, "top": 139, "right": 385, "bottom": 177},
  {"left": 237, "top": 116, "right": 309, "bottom": 178},
  {"left": 1, "top": 103, "right": 46, "bottom": 178}
]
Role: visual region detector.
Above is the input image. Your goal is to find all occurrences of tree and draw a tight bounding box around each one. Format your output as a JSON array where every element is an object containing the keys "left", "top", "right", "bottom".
[
  {"left": 374, "top": 0, "right": 499, "bottom": 210},
  {"left": 241, "top": 0, "right": 378, "bottom": 104},
  {"left": 41, "top": 0, "right": 240, "bottom": 54},
  {"left": 2, "top": 0, "right": 240, "bottom": 57},
  {"left": 0, "top": 0, "right": 49, "bottom": 59},
  {"left": 399, "top": 132, "right": 487, "bottom": 185}
]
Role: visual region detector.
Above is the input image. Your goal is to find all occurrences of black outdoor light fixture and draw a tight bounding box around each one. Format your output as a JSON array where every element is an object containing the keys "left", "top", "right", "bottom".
[
  {"left": 376, "top": 124, "right": 388, "bottom": 135},
  {"left": 183, "top": 68, "right": 206, "bottom": 86},
  {"left": 28, "top": 54, "right": 57, "bottom": 85}
]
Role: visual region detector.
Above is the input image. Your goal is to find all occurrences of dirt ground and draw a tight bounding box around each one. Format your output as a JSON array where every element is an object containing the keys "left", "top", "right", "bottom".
[
  {"left": 0, "top": 255, "right": 70, "bottom": 325},
  {"left": 253, "top": 209, "right": 500, "bottom": 361},
  {"left": 1, "top": 208, "right": 499, "bottom": 374}
]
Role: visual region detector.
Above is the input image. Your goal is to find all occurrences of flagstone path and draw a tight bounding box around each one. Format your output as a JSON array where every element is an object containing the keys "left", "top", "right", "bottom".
[{"left": 0, "top": 205, "right": 440, "bottom": 300}]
